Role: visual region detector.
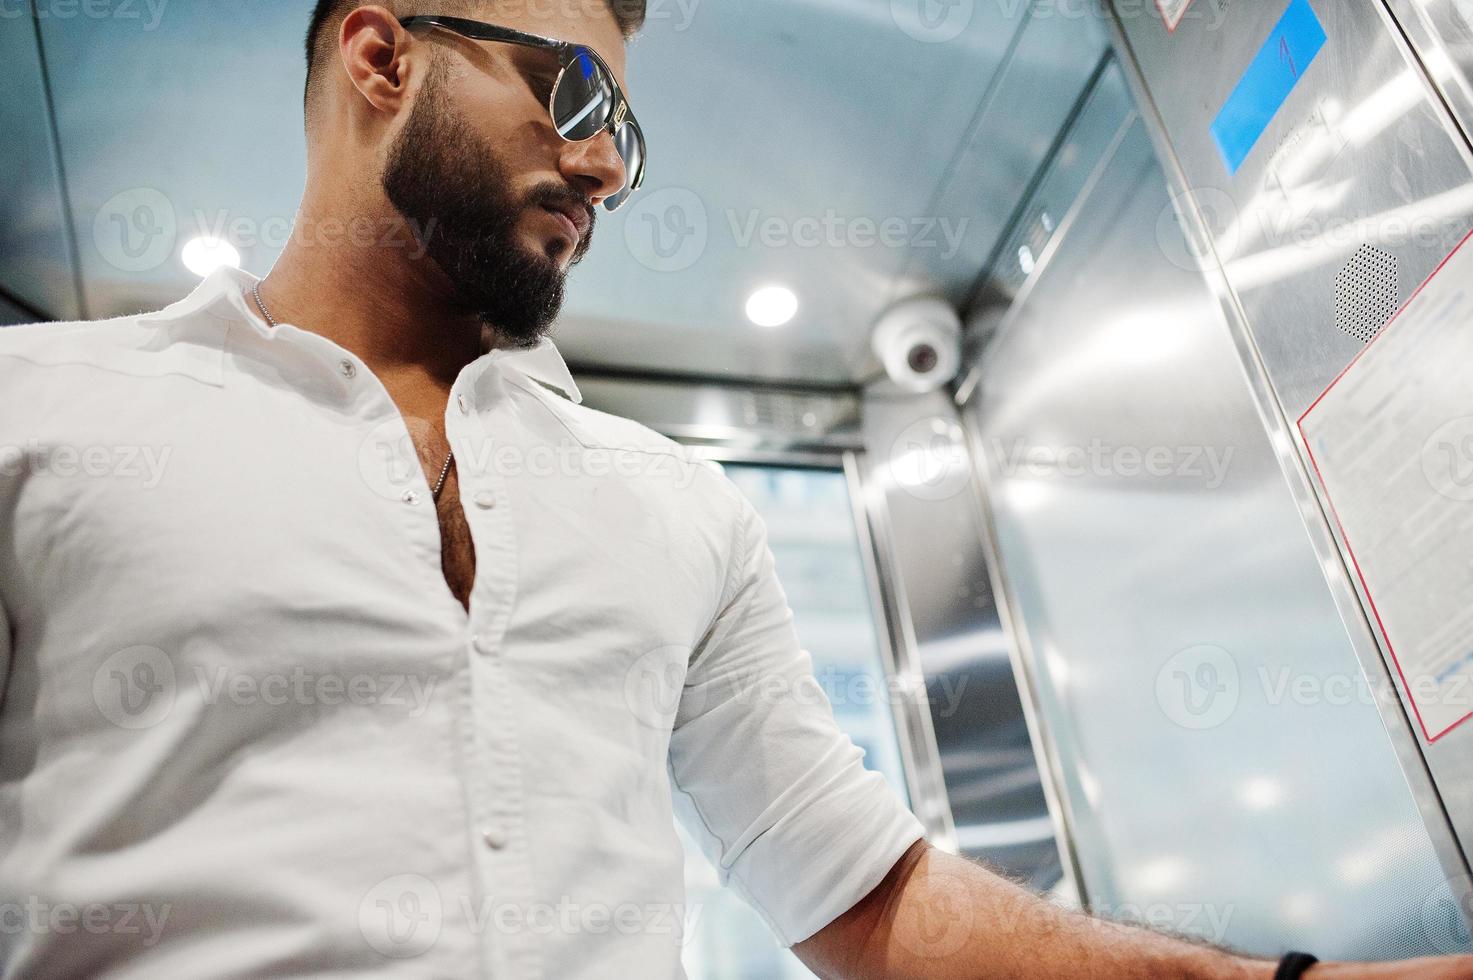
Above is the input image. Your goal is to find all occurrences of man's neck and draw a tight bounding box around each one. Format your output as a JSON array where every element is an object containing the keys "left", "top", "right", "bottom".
[{"left": 253, "top": 199, "right": 486, "bottom": 391}]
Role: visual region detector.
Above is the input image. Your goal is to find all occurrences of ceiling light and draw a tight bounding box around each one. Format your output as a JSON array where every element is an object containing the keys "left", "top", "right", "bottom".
[
  {"left": 1018, "top": 244, "right": 1036, "bottom": 275},
  {"left": 746, "top": 286, "right": 798, "bottom": 328},
  {"left": 1239, "top": 777, "right": 1284, "bottom": 810},
  {"left": 181, "top": 236, "right": 240, "bottom": 278}
]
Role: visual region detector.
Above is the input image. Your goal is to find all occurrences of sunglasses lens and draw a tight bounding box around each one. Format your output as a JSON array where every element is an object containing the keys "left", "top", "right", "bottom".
[
  {"left": 552, "top": 49, "right": 614, "bottom": 141},
  {"left": 604, "top": 121, "right": 645, "bottom": 212}
]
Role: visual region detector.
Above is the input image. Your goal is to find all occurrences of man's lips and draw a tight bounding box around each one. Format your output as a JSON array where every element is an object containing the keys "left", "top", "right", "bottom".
[{"left": 541, "top": 204, "right": 587, "bottom": 248}]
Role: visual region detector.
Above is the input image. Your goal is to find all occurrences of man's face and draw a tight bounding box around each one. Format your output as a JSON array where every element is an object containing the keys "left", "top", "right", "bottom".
[{"left": 381, "top": 5, "right": 630, "bottom": 347}]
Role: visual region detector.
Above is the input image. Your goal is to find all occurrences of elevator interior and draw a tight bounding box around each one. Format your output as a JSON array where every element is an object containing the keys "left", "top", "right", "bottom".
[{"left": 4, "top": 0, "right": 1473, "bottom": 976}]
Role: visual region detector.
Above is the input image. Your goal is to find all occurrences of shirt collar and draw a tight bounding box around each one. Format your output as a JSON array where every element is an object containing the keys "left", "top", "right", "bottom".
[
  {"left": 499, "top": 336, "right": 583, "bottom": 404},
  {"left": 138, "top": 264, "right": 263, "bottom": 331},
  {"left": 139, "top": 265, "right": 583, "bottom": 405}
]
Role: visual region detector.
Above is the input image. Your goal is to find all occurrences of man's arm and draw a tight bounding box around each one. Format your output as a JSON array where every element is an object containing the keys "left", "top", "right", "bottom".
[{"left": 795, "top": 840, "right": 1473, "bottom": 980}]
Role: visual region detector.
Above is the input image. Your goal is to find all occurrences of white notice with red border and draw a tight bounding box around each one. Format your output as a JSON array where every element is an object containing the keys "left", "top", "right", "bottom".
[
  {"left": 1157, "top": 0, "right": 1196, "bottom": 32},
  {"left": 1299, "top": 229, "right": 1473, "bottom": 743}
]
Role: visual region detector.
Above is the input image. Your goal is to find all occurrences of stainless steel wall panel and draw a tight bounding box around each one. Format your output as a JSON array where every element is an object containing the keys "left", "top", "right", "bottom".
[
  {"left": 574, "top": 375, "right": 862, "bottom": 453},
  {"left": 1383, "top": 0, "right": 1473, "bottom": 148},
  {"left": 979, "top": 60, "right": 1136, "bottom": 301},
  {"left": 1114, "top": 0, "right": 1473, "bottom": 417},
  {"left": 0, "top": 12, "right": 82, "bottom": 320},
  {"left": 1108, "top": 0, "right": 1473, "bottom": 889},
  {"left": 861, "top": 390, "right": 1064, "bottom": 889},
  {"left": 963, "top": 106, "right": 1469, "bottom": 956},
  {"left": 844, "top": 450, "right": 960, "bottom": 851},
  {"left": 919, "top": 8, "right": 1109, "bottom": 310}
]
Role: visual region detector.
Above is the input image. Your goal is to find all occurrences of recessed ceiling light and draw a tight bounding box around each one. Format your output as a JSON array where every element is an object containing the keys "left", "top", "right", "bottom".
[
  {"left": 181, "top": 236, "right": 241, "bottom": 278},
  {"left": 745, "top": 285, "right": 798, "bottom": 328},
  {"left": 1017, "top": 244, "right": 1036, "bottom": 275}
]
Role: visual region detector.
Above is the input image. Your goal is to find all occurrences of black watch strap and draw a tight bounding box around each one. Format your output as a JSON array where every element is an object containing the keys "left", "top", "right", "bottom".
[{"left": 1274, "top": 952, "right": 1320, "bottom": 980}]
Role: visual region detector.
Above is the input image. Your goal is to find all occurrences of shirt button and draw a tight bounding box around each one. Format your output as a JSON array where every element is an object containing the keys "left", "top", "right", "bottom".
[
  {"left": 401, "top": 489, "right": 420, "bottom": 506},
  {"left": 457, "top": 394, "right": 470, "bottom": 416},
  {"left": 473, "top": 491, "right": 497, "bottom": 510},
  {"left": 473, "top": 633, "right": 495, "bottom": 656},
  {"left": 339, "top": 359, "right": 357, "bottom": 379},
  {"left": 481, "top": 826, "right": 508, "bottom": 850}
]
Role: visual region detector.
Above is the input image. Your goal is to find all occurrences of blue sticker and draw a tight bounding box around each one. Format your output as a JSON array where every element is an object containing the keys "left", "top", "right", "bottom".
[{"left": 1210, "top": 0, "right": 1327, "bottom": 175}]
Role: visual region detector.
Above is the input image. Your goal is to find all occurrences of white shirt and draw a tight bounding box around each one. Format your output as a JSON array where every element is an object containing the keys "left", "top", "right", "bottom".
[{"left": 0, "top": 266, "right": 925, "bottom": 979}]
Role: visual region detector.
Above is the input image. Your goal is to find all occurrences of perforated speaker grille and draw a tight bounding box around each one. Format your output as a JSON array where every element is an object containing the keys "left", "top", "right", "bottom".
[
  {"left": 741, "top": 391, "right": 835, "bottom": 433},
  {"left": 1335, "top": 244, "right": 1399, "bottom": 344}
]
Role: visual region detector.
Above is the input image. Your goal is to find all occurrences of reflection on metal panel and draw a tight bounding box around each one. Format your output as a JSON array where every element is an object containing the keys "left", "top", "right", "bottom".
[
  {"left": 964, "top": 111, "right": 1469, "bottom": 956},
  {"left": 980, "top": 60, "right": 1136, "bottom": 302},
  {"left": 919, "top": 7, "right": 1108, "bottom": 310},
  {"left": 844, "top": 451, "right": 957, "bottom": 849},
  {"left": 1115, "top": 0, "right": 1473, "bottom": 416},
  {"left": 1110, "top": 0, "right": 1473, "bottom": 887},
  {"left": 574, "top": 375, "right": 862, "bottom": 453},
  {"left": 861, "top": 391, "right": 1062, "bottom": 888},
  {"left": 0, "top": 13, "right": 81, "bottom": 320},
  {"left": 1383, "top": 0, "right": 1473, "bottom": 148}
]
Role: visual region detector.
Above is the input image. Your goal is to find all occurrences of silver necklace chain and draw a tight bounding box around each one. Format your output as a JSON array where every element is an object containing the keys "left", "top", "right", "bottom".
[
  {"left": 252, "top": 281, "right": 455, "bottom": 501},
  {"left": 251, "top": 281, "right": 280, "bottom": 330}
]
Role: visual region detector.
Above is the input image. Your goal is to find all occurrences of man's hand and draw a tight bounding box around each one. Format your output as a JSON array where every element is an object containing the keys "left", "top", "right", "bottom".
[{"left": 793, "top": 840, "right": 1473, "bottom": 980}]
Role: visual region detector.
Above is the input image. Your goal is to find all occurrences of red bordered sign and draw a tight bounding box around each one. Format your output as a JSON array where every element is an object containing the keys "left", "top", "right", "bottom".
[
  {"left": 1298, "top": 227, "right": 1473, "bottom": 744},
  {"left": 1157, "top": 0, "right": 1196, "bottom": 32}
]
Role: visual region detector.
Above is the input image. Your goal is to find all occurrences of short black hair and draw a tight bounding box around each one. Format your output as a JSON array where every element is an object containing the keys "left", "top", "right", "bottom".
[{"left": 304, "top": 1, "right": 647, "bottom": 114}]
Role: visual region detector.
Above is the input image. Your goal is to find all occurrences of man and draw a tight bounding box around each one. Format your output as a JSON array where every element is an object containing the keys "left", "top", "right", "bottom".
[{"left": 0, "top": 1, "right": 1468, "bottom": 977}]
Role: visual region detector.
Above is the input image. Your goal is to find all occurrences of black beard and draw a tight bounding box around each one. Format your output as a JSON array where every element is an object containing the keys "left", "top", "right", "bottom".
[{"left": 382, "top": 69, "right": 593, "bottom": 348}]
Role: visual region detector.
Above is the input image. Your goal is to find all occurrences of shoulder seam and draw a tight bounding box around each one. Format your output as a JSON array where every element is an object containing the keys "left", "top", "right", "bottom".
[{"left": 505, "top": 375, "right": 689, "bottom": 460}]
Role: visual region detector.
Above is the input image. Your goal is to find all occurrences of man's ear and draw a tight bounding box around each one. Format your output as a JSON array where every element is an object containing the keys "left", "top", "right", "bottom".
[{"left": 339, "top": 5, "right": 418, "bottom": 115}]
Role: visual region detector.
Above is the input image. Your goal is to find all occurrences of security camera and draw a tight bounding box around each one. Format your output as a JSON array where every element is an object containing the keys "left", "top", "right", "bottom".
[{"left": 870, "top": 297, "right": 962, "bottom": 393}]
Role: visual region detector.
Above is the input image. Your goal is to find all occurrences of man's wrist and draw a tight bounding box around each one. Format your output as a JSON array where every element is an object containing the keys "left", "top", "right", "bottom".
[
  {"left": 1219, "top": 954, "right": 1286, "bottom": 980},
  {"left": 1274, "top": 953, "right": 1321, "bottom": 980},
  {"left": 1231, "top": 953, "right": 1321, "bottom": 980}
]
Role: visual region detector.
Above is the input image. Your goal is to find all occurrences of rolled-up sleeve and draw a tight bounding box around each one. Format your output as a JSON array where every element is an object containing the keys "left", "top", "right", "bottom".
[{"left": 668, "top": 493, "right": 928, "bottom": 947}]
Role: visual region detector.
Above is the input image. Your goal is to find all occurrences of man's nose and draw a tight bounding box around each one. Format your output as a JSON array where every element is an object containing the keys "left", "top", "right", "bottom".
[{"left": 560, "top": 129, "right": 629, "bottom": 208}]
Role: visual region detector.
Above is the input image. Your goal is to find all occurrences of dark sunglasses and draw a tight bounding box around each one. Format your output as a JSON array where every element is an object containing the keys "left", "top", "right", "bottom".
[{"left": 399, "top": 14, "right": 646, "bottom": 212}]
